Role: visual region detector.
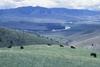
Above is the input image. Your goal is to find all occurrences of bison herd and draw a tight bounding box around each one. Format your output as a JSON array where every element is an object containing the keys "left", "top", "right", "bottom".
[
  {"left": 7, "top": 45, "right": 24, "bottom": 49},
  {"left": 7, "top": 43, "right": 98, "bottom": 58}
]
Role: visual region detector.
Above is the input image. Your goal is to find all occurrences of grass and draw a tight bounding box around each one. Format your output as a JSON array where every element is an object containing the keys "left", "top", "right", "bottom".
[{"left": 0, "top": 45, "right": 100, "bottom": 67}]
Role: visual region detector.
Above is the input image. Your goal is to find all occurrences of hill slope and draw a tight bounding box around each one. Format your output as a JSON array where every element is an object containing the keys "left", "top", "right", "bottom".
[
  {"left": 72, "top": 35, "right": 100, "bottom": 50},
  {"left": 0, "top": 45, "right": 100, "bottom": 67},
  {"left": 0, "top": 27, "right": 56, "bottom": 47}
]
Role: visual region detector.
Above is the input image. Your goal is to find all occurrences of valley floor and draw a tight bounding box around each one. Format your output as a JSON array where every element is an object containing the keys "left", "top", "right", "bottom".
[{"left": 0, "top": 45, "right": 100, "bottom": 67}]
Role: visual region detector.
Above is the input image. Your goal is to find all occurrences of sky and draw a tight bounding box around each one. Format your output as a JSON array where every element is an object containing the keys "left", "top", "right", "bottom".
[{"left": 0, "top": 0, "right": 100, "bottom": 10}]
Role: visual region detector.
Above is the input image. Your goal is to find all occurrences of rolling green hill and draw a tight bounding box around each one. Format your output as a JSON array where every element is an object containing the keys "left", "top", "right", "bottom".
[
  {"left": 0, "top": 27, "right": 56, "bottom": 47},
  {"left": 0, "top": 45, "right": 100, "bottom": 67}
]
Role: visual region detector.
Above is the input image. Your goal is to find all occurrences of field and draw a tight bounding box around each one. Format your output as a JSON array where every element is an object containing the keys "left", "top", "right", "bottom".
[{"left": 0, "top": 45, "right": 100, "bottom": 67}]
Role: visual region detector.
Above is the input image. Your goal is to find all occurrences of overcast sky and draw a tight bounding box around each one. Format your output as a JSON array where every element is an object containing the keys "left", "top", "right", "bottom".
[{"left": 0, "top": 0, "right": 100, "bottom": 10}]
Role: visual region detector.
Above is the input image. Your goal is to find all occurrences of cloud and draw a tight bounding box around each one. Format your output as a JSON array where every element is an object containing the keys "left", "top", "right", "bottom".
[
  {"left": 55, "top": 0, "right": 100, "bottom": 9},
  {"left": 0, "top": 0, "right": 57, "bottom": 9},
  {"left": 0, "top": 0, "right": 100, "bottom": 10},
  {"left": 19, "top": 0, "right": 58, "bottom": 7}
]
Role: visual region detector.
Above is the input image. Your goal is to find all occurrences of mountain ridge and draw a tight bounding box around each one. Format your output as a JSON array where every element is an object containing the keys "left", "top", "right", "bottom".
[
  {"left": 0, "top": 6, "right": 100, "bottom": 16},
  {"left": 0, "top": 6, "right": 100, "bottom": 24}
]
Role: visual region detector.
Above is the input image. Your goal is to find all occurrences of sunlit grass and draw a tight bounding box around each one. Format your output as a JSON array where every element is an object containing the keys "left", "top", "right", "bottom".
[{"left": 0, "top": 45, "right": 100, "bottom": 67}]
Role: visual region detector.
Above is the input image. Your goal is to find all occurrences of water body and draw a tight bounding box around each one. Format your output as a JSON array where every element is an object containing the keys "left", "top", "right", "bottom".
[{"left": 52, "top": 26, "right": 71, "bottom": 32}]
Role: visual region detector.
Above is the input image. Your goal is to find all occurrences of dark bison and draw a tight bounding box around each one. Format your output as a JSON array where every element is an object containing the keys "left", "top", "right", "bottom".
[
  {"left": 20, "top": 46, "right": 24, "bottom": 49},
  {"left": 47, "top": 44, "right": 52, "bottom": 46},
  {"left": 70, "top": 46, "right": 76, "bottom": 49},
  {"left": 60, "top": 45, "right": 64, "bottom": 47},
  {"left": 7, "top": 45, "right": 12, "bottom": 48},
  {"left": 90, "top": 53, "right": 97, "bottom": 58}
]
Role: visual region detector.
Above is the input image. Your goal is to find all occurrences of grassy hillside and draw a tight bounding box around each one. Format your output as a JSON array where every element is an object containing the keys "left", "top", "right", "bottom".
[
  {"left": 0, "top": 27, "right": 56, "bottom": 47},
  {"left": 0, "top": 45, "right": 100, "bottom": 67},
  {"left": 42, "top": 30, "right": 100, "bottom": 44},
  {"left": 42, "top": 28, "right": 100, "bottom": 51},
  {"left": 72, "top": 35, "right": 100, "bottom": 51}
]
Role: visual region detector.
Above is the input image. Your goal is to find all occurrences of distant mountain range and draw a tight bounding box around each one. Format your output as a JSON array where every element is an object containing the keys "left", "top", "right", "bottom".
[{"left": 0, "top": 6, "right": 100, "bottom": 24}]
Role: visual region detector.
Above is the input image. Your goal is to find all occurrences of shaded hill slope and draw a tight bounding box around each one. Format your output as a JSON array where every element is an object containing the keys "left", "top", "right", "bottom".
[{"left": 0, "top": 28, "right": 56, "bottom": 47}]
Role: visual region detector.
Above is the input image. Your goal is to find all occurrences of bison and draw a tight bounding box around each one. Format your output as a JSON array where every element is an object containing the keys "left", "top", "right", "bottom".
[
  {"left": 90, "top": 53, "right": 97, "bottom": 58},
  {"left": 7, "top": 45, "right": 12, "bottom": 48},
  {"left": 70, "top": 46, "right": 76, "bottom": 49},
  {"left": 47, "top": 44, "right": 52, "bottom": 46},
  {"left": 20, "top": 46, "right": 24, "bottom": 49},
  {"left": 60, "top": 45, "right": 64, "bottom": 47}
]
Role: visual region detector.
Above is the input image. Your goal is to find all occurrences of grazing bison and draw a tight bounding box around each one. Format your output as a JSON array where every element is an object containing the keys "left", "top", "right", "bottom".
[
  {"left": 90, "top": 53, "right": 97, "bottom": 58},
  {"left": 7, "top": 45, "right": 12, "bottom": 48},
  {"left": 70, "top": 46, "right": 76, "bottom": 49},
  {"left": 47, "top": 44, "right": 52, "bottom": 46},
  {"left": 20, "top": 46, "right": 24, "bottom": 49},
  {"left": 60, "top": 45, "right": 64, "bottom": 47}
]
